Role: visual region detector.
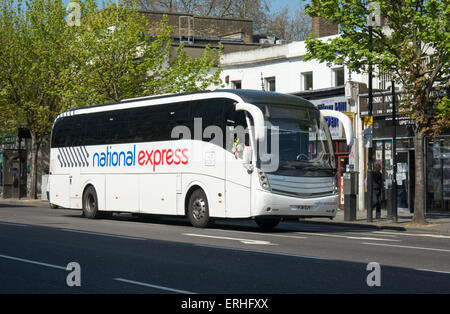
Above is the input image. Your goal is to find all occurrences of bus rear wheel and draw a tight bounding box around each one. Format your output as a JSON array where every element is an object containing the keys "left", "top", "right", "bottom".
[
  {"left": 187, "top": 189, "right": 214, "bottom": 228},
  {"left": 255, "top": 217, "right": 281, "bottom": 231},
  {"left": 82, "top": 186, "right": 105, "bottom": 219}
]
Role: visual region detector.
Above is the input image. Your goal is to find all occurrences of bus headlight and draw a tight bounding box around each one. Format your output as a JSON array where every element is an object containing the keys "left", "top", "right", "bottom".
[
  {"left": 334, "top": 176, "right": 339, "bottom": 194},
  {"left": 258, "top": 170, "right": 271, "bottom": 191}
]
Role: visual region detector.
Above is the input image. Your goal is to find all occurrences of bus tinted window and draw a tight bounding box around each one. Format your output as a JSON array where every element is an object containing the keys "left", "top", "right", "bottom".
[
  {"left": 51, "top": 101, "right": 191, "bottom": 147},
  {"left": 191, "top": 99, "right": 224, "bottom": 145},
  {"left": 51, "top": 115, "right": 85, "bottom": 148}
]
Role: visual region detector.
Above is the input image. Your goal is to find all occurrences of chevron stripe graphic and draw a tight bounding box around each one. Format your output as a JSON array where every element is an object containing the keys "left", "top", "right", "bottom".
[{"left": 57, "top": 146, "right": 90, "bottom": 168}]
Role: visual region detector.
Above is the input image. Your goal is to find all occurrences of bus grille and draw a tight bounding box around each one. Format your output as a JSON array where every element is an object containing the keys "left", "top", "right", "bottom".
[{"left": 266, "top": 174, "right": 335, "bottom": 198}]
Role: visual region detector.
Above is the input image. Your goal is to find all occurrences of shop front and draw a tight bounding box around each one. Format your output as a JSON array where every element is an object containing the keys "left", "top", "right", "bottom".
[
  {"left": 426, "top": 136, "right": 450, "bottom": 213},
  {"left": 1, "top": 133, "right": 28, "bottom": 199},
  {"left": 361, "top": 89, "right": 450, "bottom": 214}
]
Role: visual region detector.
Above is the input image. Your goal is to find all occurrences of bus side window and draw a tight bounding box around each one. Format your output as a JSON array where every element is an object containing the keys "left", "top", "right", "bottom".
[
  {"left": 166, "top": 102, "right": 190, "bottom": 140},
  {"left": 190, "top": 99, "right": 224, "bottom": 146}
]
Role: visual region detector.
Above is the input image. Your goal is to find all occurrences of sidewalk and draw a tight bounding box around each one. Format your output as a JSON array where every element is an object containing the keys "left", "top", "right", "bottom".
[
  {"left": 305, "top": 208, "right": 450, "bottom": 235},
  {"left": 2, "top": 198, "right": 450, "bottom": 235}
]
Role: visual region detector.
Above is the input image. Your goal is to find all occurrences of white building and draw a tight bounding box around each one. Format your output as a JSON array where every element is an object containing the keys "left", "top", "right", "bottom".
[{"left": 220, "top": 38, "right": 373, "bottom": 93}]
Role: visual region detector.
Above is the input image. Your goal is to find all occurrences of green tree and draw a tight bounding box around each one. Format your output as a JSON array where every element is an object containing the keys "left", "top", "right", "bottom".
[
  {"left": 0, "top": 0, "right": 77, "bottom": 198},
  {"left": 303, "top": 0, "right": 449, "bottom": 224},
  {"left": 71, "top": 1, "right": 222, "bottom": 106}
]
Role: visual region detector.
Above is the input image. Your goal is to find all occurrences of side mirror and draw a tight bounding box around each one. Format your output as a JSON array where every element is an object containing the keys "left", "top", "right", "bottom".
[{"left": 235, "top": 102, "right": 265, "bottom": 142}]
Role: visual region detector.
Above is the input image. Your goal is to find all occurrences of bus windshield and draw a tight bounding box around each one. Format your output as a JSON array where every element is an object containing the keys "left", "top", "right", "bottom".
[{"left": 261, "top": 103, "right": 335, "bottom": 176}]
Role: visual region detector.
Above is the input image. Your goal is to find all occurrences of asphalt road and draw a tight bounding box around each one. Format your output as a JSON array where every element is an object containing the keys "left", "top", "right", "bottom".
[{"left": 0, "top": 202, "right": 449, "bottom": 295}]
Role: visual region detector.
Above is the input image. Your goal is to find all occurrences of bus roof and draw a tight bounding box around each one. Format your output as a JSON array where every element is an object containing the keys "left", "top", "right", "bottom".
[{"left": 57, "top": 89, "right": 315, "bottom": 120}]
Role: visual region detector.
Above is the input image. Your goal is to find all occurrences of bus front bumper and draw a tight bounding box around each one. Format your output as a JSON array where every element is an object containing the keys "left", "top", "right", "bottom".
[{"left": 253, "top": 189, "right": 339, "bottom": 218}]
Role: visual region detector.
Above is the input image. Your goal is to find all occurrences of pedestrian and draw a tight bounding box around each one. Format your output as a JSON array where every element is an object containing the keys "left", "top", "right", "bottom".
[{"left": 372, "top": 164, "right": 383, "bottom": 218}]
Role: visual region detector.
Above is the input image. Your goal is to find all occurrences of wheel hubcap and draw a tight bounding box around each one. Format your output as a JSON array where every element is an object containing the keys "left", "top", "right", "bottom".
[
  {"left": 86, "top": 194, "right": 95, "bottom": 212},
  {"left": 192, "top": 198, "right": 206, "bottom": 221}
]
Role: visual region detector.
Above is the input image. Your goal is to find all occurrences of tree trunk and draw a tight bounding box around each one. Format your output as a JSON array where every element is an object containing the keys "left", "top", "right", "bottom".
[
  {"left": 412, "top": 128, "right": 427, "bottom": 224},
  {"left": 29, "top": 131, "right": 41, "bottom": 199}
]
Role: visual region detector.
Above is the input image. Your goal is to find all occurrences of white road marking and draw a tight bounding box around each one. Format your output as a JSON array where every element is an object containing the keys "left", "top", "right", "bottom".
[
  {"left": 60, "top": 229, "right": 147, "bottom": 241},
  {"left": 183, "top": 233, "right": 276, "bottom": 245},
  {"left": 207, "top": 228, "right": 308, "bottom": 240},
  {"left": 416, "top": 269, "right": 450, "bottom": 275},
  {"left": 295, "top": 232, "right": 401, "bottom": 242},
  {"left": 114, "top": 278, "right": 196, "bottom": 294},
  {"left": 345, "top": 236, "right": 401, "bottom": 242},
  {"left": 0, "top": 221, "right": 29, "bottom": 227},
  {"left": 0, "top": 254, "right": 66, "bottom": 270},
  {"left": 362, "top": 242, "right": 450, "bottom": 253},
  {"left": 373, "top": 231, "right": 450, "bottom": 239}
]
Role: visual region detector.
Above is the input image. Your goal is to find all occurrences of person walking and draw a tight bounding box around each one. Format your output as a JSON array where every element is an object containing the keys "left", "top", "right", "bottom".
[{"left": 372, "top": 164, "right": 383, "bottom": 219}]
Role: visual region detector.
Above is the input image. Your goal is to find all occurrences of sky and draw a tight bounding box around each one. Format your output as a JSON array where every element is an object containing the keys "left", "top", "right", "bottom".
[{"left": 269, "top": 0, "right": 307, "bottom": 14}]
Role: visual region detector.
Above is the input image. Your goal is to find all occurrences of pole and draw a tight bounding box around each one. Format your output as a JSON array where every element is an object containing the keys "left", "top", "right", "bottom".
[
  {"left": 261, "top": 73, "right": 265, "bottom": 91},
  {"left": 366, "top": 25, "right": 373, "bottom": 222},
  {"left": 18, "top": 137, "right": 21, "bottom": 200},
  {"left": 391, "top": 79, "right": 398, "bottom": 222}
]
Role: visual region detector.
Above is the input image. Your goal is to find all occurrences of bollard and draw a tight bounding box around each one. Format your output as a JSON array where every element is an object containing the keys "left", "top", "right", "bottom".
[
  {"left": 343, "top": 172, "right": 358, "bottom": 221},
  {"left": 386, "top": 186, "right": 393, "bottom": 220}
]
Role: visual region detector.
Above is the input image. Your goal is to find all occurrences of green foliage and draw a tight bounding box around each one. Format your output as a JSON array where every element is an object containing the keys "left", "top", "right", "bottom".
[
  {"left": 303, "top": 0, "right": 449, "bottom": 137},
  {"left": 0, "top": 0, "right": 75, "bottom": 138},
  {"left": 69, "top": 1, "right": 222, "bottom": 105}
]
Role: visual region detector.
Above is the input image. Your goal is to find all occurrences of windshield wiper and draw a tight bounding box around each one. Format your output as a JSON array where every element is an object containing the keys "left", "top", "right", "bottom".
[
  {"left": 279, "top": 161, "right": 336, "bottom": 174},
  {"left": 299, "top": 166, "right": 337, "bottom": 174}
]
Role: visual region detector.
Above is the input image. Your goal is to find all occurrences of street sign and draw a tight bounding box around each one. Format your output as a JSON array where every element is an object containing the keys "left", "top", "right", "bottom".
[
  {"left": 363, "top": 116, "right": 373, "bottom": 126},
  {"left": 0, "top": 136, "right": 15, "bottom": 145}
]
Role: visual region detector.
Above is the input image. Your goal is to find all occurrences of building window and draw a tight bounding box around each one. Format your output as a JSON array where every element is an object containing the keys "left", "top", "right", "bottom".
[
  {"left": 426, "top": 136, "right": 450, "bottom": 213},
  {"left": 231, "top": 80, "right": 242, "bottom": 89},
  {"left": 265, "top": 77, "right": 276, "bottom": 91},
  {"left": 378, "top": 70, "right": 392, "bottom": 90},
  {"left": 333, "top": 67, "right": 345, "bottom": 87},
  {"left": 302, "top": 72, "right": 313, "bottom": 91}
]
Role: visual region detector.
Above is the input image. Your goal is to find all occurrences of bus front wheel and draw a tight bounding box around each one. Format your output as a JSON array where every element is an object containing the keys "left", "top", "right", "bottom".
[
  {"left": 255, "top": 217, "right": 280, "bottom": 231},
  {"left": 187, "top": 189, "right": 214, "bottom": 228}
]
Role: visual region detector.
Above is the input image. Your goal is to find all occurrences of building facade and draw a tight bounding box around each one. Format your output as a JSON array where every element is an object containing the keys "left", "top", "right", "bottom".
[{"left": 360, "top": 90, "right": 450, "bottom": 214}]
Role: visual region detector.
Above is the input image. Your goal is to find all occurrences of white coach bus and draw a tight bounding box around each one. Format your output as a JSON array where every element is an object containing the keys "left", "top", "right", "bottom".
[{"left": 48, "top": 90, "right": 353, "bottom": 230}]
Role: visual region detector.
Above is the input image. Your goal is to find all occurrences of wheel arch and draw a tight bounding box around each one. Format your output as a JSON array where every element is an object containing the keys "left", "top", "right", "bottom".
[
  {"left": 81, "top": 180, "right": 105, "bottom": 211},
  {"left": 183, "top": 182, "right": 207, "bottom": 216}
]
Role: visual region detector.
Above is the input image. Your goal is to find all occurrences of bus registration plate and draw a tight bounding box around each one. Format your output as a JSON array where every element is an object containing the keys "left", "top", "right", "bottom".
[{"left": 290, "top": 205, "right": 312, "bottom": 211}]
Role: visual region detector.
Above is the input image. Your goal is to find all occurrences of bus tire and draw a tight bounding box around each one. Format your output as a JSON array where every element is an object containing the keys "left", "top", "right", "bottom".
[
  {"left": 255, "top": 217, "right": 280, "bottom": 231},
  {"left": 82, "top": 186, "right": 103, "bottom": 219},
  {"left": 187, "top": 189, "right": 214, "bottom": 228}
]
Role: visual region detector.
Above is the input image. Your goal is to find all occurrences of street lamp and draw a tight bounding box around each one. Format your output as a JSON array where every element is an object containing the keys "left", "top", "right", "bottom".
[{"left": 391, "top": 79, "right": 398, "bottom": 222}]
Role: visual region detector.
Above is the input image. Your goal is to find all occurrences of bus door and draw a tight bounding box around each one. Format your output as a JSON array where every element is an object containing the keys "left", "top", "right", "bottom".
[
  {"left": 224, "top": 107, "right": 252, "bottom": 218},
  {"left": 68, "top": 147, "right": 83, "bottom": 209}
]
